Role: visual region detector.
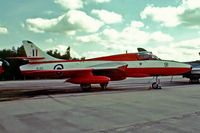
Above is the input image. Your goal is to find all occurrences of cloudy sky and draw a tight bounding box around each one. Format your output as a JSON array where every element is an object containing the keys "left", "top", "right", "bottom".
[{"left": 0, "top": 0, "right": 200, "bottom": 61}]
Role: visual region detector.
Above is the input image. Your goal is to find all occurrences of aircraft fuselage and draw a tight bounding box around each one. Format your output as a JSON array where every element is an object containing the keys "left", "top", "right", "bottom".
[{"left": 20, "top": 59, "right": 191, "bottom": 79}]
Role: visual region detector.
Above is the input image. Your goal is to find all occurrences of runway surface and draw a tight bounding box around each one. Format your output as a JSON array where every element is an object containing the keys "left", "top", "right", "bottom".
[{"left": 0, "top": 76, "right": 200, "bottom": 133}]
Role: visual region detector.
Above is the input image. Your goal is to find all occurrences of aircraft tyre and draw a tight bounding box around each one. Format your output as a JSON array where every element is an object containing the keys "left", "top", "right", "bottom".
[
  {"left": 189, "top": 78, "right": 199, "bottom": 84},
  {"left": 152, "top": 82, "right": 162, "bottom": 89},
  {"left": 80, "top": 84, "right": 91, "bottom": 92},
  {"left": 100, "top": 83, "right": 108, "bottom": 90}
]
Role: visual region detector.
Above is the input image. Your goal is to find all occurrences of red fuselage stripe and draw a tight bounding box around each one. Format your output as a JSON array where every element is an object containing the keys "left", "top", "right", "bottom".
[
  {"left": 126, "top": 67, "right": 190, "bottom": 77},
  {"left": 21, "top": 67, "right": 190, "bottom": 77},
  {"left": 29, "top": 53, "right": 140, "bottom": 64}
]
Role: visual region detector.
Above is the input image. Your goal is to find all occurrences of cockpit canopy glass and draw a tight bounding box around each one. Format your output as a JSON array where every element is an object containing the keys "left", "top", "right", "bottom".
[{"left": 137, "top": 52, "right": 159, "bottom": 60}]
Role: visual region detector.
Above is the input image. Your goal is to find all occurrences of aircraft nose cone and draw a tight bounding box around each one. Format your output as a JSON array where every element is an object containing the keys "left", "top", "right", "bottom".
[
  {"left": 164, "top": 61, "right": 191, "bottom": 76},
  {"left": 176, "top": 62, "right": 191, "bottom": 74}
]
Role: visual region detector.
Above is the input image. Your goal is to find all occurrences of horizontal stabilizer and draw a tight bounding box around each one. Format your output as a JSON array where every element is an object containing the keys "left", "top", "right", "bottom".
[{"left": 7, "top": 57, "right": 45, "bottom": 60}]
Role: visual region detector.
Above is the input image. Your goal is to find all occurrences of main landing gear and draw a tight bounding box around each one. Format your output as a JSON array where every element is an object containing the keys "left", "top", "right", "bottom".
[
  {"left": 100, "top": 83, "right": 108, "bottom": 90},
  {"left": 80, "top": 83, "right": 108, "bottom": 92},
  {"left": 151, "top": 76, "right": 162, "bottom": 89},
  {"left": 189, "top": 78, "right": 199, "bottom": 84},
  {"left": 80, "top": 84, "right": 91, "bottom": 92}
]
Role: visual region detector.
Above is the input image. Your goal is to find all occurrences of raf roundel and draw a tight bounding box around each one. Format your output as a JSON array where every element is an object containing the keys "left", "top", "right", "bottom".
[{"left": 54, "top": 64, "right": 64, "bottom": 75}]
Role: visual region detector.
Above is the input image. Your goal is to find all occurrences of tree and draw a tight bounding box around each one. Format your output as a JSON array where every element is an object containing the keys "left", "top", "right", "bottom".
[
  {"left": 17, "top": 45, "right": 26, "bottom": 57},
  {"left": 0, "top": 44, "right": 85, "bottom": 81},
  {"left": 61, "top": 46, "right": 71, "bottom": 60},
  {"left": 47, "top": 49, "right": 62, "bottom": 59},
  {"left": 0, "top": 45, "right": 28, "bottom": 80}
]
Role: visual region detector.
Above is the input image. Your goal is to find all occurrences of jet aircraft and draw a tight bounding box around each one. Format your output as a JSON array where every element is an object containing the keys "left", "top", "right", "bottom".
[
  {"left": 9, "top": 40, "right": 191, "bottom": 91},
  {"left": 183, "top": 52, "right": 200, "bottom": 83},
  {"left": 0, "top": 58, "right": 9, "bottom": 74}
]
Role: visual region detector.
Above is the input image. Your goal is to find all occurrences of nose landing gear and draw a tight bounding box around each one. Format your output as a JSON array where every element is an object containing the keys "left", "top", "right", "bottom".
[
  {"left": 100, "top": 83, "right": 108, "bottom": 90},
  {"left": 151, "top": 76, "right": 162, "bottom": 89}
]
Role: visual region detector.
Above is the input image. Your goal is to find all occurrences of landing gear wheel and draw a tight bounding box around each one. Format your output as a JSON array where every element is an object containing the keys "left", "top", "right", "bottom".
[
  {"left": 100, "top": 83, "right": 108, "bottom": 90},
  {"left": 189, "top": 78, "right": 199, "bottom": 84},
  {"left": 152, "top": 82, "right": 162, "bottom": 89},
  {"left": 80, "top": 84, "right": 91, "bottom": 92},
  {"left": 152, "top": 82, "right": 158, "bottom": 89}
]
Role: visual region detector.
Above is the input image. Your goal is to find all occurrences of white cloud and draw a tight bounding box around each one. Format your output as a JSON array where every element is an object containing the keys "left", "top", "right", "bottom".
[
  {"left": 182, "top": 0, "right": 200, "bottom": 9},
  {"left": 83, "top": 51, "right": 109, "bottom": 59},
  {"left": 46, "top": 44, "right": 68, "bottom": 54},
  {"left": 141, "top": 0, "right": 200, "bottom": 28},
  {"left": 92, "top": 0, "right": 111, "bottom": 3},
  {"left": 21, "top": 23, "right": 25, "bottom": 28},
  {"left": 47, "top": 44, "right": 81, "bottom": 58},
  {"left": 76, "top": 21, "right": 173, "bottom": 51},
  {"left": 0, "top": 26, "right": 8, "bottom": 34},
  {"left": 44, "top": 11, "right": 54, "bottom": 15},
  {"left": 92, "top": 9, "right": 122, "bottom": 24},
  {"left": 26, "top": 10, "right": 104, "bottom": 34},
  {"left": 71, "top": 49, "right": 82, "bottom": 58},
  {"left": 130, "top": 21, "right": 144, "bottom": 29},
  {"left": 141, "top": 5, "right": 184, "bottom": 27},
  {"left": 150, "top": 31, "right": 174, "bottom": 42},
  {"left": 54, "top": 0, "right": 83, "bottom": 10},
  {"left": 26, "top": 17, "right": 58, "bottom": 33},
  {"left": 76, "top": 33, "right": 101, "bottom": 43},
  {"left": 87, "top": 0, "right": 111, "bottom": 3},
  {"left": 170, "top": 38, "right": 200, "bottom": 49},
  {"left": 45, "top": 38, "right": 54, "bottom": 43},
  {"left": 54, "top": 0, "right": 112, "bottom": 10},
  {"left": 178, "top": 8, "right": 200, "bottom": 28},
  {"left": 149, "top": 37, "right": 200, "bottom": 61}
]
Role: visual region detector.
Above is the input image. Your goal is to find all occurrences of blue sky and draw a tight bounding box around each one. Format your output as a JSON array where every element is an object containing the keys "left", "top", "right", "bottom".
[{"left": 0, "top": 0, "right": 200, "bottom": 61}]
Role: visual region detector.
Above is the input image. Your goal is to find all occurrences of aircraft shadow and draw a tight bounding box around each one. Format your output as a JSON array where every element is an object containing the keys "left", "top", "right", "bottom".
[{"left": 0, "top": 80, "right": 198, "bottom": 102}]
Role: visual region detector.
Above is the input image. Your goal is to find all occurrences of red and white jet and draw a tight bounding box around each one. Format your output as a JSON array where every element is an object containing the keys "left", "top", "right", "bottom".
[{"left": 11, "top": 40, "right": 191, "bottom": 91}]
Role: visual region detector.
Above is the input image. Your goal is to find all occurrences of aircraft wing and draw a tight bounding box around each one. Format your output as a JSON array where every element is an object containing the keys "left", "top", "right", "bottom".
[
  {"left": 21, "top": 62, "right": 128, "bottom": 82},
  {"left": 91, "top": 62, "right": 128, "bottom": 81},
  {"left": 22, "top": 68, "right": 94, "bottom": 78}
]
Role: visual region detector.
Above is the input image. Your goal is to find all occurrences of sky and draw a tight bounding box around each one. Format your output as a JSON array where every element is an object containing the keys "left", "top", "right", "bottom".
[{"left": 0, "top": 0, "right": 200, "bottom": 61}]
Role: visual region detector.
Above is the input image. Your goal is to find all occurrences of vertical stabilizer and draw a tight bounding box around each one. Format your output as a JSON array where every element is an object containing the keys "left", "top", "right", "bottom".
[{"left": 22, "top": 40, "right": 59, "bottom": 61}]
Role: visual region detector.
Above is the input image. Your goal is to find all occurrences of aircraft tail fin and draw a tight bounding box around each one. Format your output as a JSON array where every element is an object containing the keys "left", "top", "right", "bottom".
[{"left": 22, "top": 40, "right": 60, "bottom": 62}]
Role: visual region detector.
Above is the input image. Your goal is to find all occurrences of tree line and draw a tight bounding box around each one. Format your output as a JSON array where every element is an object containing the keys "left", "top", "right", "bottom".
[{"left": 0, "top": 45, "right": 85, "bottom": 81}]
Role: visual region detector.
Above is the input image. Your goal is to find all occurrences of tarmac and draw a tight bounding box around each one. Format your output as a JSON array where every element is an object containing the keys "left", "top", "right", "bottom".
[{"left": 0, "top": 76, "right": 200, "bottom": 133}]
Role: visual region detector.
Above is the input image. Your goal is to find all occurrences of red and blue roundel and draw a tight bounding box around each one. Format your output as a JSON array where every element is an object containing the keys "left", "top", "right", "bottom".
[{"left": 54, "top": 64, "right": 64, "bottom": 75}]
